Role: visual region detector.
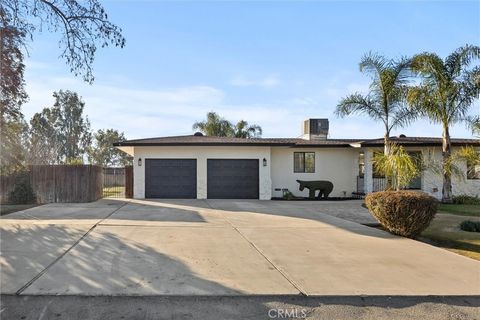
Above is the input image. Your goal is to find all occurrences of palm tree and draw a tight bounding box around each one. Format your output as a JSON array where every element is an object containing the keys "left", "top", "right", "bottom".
[
  {"left": 335, "top": 53, "right": 414, "bottom": 155},
  {"left": 372, "top": 143, "right": 420, "bottom": 191},
  {"left": 233, "top": 120, "right": 262, "bottom": 138},
  {"left": 407, "top": 45, "right": 480, "bottom": 203},
  {"left": 471, "top": 116, "right": 480, "bottom": 137},
  {"left": 192, "top": 112, "right": 234, "bottom": 137}
]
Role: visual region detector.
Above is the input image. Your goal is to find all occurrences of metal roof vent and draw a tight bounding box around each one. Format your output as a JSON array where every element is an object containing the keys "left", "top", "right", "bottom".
[
  {"left": 302, "top": 118, "right": 329, "bottom": 140},
  {"left": 194, "top": 132, "right": 204, "bottom": 136},
  {"left": 398, "top": 134, "right": 407, "bottom": 138}
]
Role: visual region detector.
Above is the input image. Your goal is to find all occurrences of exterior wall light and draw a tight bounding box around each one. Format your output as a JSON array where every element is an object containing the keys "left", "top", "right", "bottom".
[
  {"left": 138, "top": 158, "right": 142, "bottom": 166},
  {"left": 263, "top": 158, "right": 267, "bottom": 167}
]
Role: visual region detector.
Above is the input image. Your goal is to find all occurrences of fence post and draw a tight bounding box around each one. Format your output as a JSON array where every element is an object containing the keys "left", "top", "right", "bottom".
[{"left": 125, "top": 166, "right": 133, "bottom": 198}]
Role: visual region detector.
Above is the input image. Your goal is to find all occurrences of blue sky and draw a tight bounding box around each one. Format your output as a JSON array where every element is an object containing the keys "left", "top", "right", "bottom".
[{"left": 24, "top": 0, "right": 479, "bottom": 139}]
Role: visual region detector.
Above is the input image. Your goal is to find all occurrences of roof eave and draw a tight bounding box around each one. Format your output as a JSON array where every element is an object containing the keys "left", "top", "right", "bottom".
[
  {"left": 113, "top": 142, "right": 357, "bottom": 147},
  {"left": 361, "top": 142, "right": 480, "bottom": 147},
  {"left": 113, "top": 142, "right": 295, "bottom": 147},
  {"left": 291, "top": 144, "right": 353, "bottom": 148}
]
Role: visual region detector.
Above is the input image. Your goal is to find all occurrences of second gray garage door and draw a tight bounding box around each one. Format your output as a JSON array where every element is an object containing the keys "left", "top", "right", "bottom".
[
  {"left": 207, "top": 159, "right": 259, "bottom": 199},
  {"left": 145, "top": 159, "right": 197, "bottom": 198}
]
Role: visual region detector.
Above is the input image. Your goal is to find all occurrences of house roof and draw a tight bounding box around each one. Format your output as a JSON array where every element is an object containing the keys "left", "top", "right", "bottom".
[
  {"left": 359, "top": 136, "right": 480, "bottom": 147},
  {"left": 113, "top": 135, "right": 480, "bottom": 148}
]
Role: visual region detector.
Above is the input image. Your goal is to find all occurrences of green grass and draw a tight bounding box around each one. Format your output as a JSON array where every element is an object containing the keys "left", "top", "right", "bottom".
[
  {"left": 103, "top": 186, "right": 125, "bottom": 198},
  {"left": 0, "top": 204, "right": 38, "bottom": 216},
  {"left": 438, "top": 204, "right": 480, "bottom": 217},
  {"left": 420, "top": 213, "right": 480, "bottom": 261}
]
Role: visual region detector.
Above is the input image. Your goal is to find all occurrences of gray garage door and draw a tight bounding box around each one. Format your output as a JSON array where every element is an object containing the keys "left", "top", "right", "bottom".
[
  {"left": 145, "top": 159, "right": 197, "bottom": 198},
  {"left": 207, "top": 159, "right": 259, "bottom": 199}
]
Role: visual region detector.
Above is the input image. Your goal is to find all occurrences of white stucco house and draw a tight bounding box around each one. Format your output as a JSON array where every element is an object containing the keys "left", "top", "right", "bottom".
[{"left": 115, "top": 119, "right": 480, "bottom": 200}]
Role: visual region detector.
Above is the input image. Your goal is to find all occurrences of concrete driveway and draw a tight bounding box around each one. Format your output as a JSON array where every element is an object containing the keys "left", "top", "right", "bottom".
[{"left": 1, "top": 199, "right": 479, "bottom": 296}]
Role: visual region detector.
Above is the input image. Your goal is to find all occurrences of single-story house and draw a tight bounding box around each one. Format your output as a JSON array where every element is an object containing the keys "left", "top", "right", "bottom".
[{"left": 114, "top": 119, "right": 480, "bottom": 200}]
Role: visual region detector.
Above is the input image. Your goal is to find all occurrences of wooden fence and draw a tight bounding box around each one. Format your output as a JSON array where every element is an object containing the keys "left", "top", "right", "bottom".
[
  {"left": 125, "top": 166, "right": 133, "bottom": 199},
  {"left": 103, "top": 167, "right": 125, "bottom": 187},
  {"left": 0, "top": 165, "right": 103, "bottom": 204}
]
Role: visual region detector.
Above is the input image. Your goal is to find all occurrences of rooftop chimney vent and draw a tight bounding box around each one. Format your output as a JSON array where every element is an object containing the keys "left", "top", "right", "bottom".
[{"left": 302, "top": 118, "right": 329, "bottom": 140}]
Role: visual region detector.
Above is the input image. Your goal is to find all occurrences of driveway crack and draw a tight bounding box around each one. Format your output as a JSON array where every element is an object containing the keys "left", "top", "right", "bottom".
[
  {"left": 15, "top": 202, "right": 128, "bottom": 295},
  {"left": 231, "top": 226, "right": 308, "bottom": 296},
  {"left": 204, "top": 200, "right": 307, "bottom": 296}
]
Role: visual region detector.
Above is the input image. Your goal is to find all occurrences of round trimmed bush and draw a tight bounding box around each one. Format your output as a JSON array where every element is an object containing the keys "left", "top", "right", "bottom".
[{"left": 365, "top": 191, "right": 438, "bottom": 238}]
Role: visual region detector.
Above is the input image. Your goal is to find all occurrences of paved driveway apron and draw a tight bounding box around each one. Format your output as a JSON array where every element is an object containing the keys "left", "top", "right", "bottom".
[{"left": 1, "top": 199, "right": 479, "bottom": 296}]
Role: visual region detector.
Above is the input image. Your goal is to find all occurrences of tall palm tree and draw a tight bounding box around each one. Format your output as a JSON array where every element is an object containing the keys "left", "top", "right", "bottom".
[
  {"left": 233, "top": 120, "right": 262, "bottom": 138},
  {"left": 192, "top": 112, "right": 234, "bottom": 137},
  {"left": 336, "top": 53, "right": 414, "bottom": 155},
  {"left": 407, "top": 45, "right": 480, "bottom": 203}
]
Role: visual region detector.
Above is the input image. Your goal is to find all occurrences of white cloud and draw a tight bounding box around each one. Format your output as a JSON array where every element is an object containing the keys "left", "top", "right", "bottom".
[
  {"left": 230, "top": 74, "right": 280, "bottom": 88},
  {"left": 22, "top": 71, "right": 476, "bottom": 141},
  {"left": 23, "top": 75, "right": 226, "bottom": 138}
]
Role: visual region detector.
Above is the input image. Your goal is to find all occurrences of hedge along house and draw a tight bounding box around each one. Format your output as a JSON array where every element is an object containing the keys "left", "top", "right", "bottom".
[{"left": 114, "top": 119, "right": 480, "bottom": 200}]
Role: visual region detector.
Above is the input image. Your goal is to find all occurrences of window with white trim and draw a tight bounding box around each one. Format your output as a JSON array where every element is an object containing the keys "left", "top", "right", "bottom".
[{"left": 294, "top": 152, "right": 315, "bottom": 173}]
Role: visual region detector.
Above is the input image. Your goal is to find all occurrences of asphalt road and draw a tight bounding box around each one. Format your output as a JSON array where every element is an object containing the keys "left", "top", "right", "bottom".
[{"left": 1, "top": 295, "right": 479, "bottom": 320}]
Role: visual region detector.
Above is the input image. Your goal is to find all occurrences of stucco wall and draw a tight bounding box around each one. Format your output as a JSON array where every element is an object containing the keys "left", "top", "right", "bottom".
[
  {"left": 270, "top": 147, "right": 360, "bottom": 198},
  {"left": 363, "top": 146, "right": 480, "bottom": 199},
  {"left": 419, "top": 146, "right": 480, "bottom": 199},
  {"left": 129, "top": 144, "right": 478, "bottom": 200},
  {"left": 132, "top": 146, "right": 272, "bottom": 200}
]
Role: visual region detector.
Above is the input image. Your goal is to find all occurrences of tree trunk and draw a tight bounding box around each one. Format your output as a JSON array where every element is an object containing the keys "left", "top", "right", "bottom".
[
  {"left": 442, "top": 124, "right": 453, "bottom": 203},
  {"left": 384, "top": 135, "right": 391, "bottom": 156},
  {"left": 384, "top": 134, "right": 392, "bottom": 190}
]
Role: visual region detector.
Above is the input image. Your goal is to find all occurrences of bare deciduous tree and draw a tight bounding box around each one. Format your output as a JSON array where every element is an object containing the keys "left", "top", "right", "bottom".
[{"left": 1, "top": 0, "right": 126, "bottom": 83}]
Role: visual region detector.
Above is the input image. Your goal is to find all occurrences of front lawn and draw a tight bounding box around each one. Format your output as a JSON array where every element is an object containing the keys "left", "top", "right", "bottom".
[
  {"left": 103, "top": 186, "right": 125, "bottom": 198},
  {"left": 420, "top": 213, "right": 480, "bottom": 261},
  {"left": 438, "top": 204, "right": 480, "bottom": 217}
]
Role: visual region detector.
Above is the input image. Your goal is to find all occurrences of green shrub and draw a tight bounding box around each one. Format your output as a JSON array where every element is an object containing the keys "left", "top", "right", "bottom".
[
  {"left": 459, "top": 220, "right": 480, "bottom": 232},
  {"left": 9, "top": 176, "right": 36, "bottom": 204},
  {"left": 452, "top": 195, "right": 480, "bottom": 205},
  {"left": 365, "top": 191, "right": 438, "bottom": 238},
  {"left": 282, "top": 190, "right": 296, "bottom": 200}
]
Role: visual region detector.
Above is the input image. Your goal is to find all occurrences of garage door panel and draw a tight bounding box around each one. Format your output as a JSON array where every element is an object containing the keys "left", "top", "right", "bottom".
[
  {"left": 207, "top": 159, "right": 259, "bottom": 199},
  {"left": 145, "top": 159, "right": 197, "bottom": 198}
]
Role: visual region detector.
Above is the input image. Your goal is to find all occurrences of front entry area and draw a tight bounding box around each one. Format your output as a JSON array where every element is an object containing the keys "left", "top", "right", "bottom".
[
  {"left": 145, "top": 159, "right": 197, "bottom": 198},
  {"left": 207, "top": 159, "right": 259, "bottom": 199}
]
